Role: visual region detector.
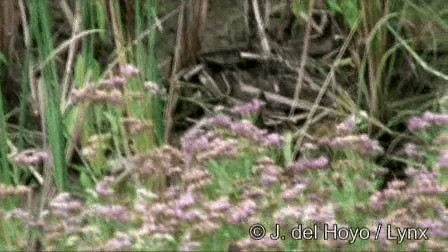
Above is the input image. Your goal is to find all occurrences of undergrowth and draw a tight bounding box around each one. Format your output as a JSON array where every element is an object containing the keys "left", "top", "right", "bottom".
[
  {"left": 0, "top": 0, "right": 447, "bottom": 251},
  {"left": 1, "top": 103, "right": 447, "bottom": 251}
]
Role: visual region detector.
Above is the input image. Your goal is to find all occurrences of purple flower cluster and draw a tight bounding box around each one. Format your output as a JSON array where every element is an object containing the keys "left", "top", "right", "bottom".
[
  {"left": 409, "top": 170, "right": 446, "bottom": 195},
  {"left": 302, "top": 203, "right": 336, "bottom": 224},
  {"left": 196, "top": 138, "right": 239, "bottom": 164},
  {"left": 408, "top": 111, "right": 448, "bottom": 132},
  {"left": 208, "top": 114, "right": 233, "bottom": 128},
  {"left": 293, "top": 156, "right": 330, "bottom": 172},
  {"left": 370, "top": 180, "right": 407, "bottom": 211},
  {"left": 181, "top": 126, "right": 239, "bottom": 167},
  {"left": 281, "top": 182, "right": 308, "bottom": 201},
  {"left": 228, "top": 199, "right": 258, "bottom": 224},
  {"left": 418, "top": 219, "right": 448, "bottom": 238},
  {"left": 181, "top": 127, "right": 214, "bottom": 167},
  {"left": 208, "top": 115, "right": 284, "bottom": 148},
  {"left": 182, "top": 168, "right": 212, "bottom": 190},
  {"left": 176, "top": 189, "right": 196, "bottom": 209},
  {"left": 371, "top": 168, "right": 447, "bottom": 214},
  {"left": 181, "top": 114, "right": 284, "bottom": 168},
  {"left": 254, "top": 157, "right": 282, "bottom": 187},
  {"left": 95, "top": 176, "right": 115, "bottom": 198},
  {"left": 94, "top": 204, "right": 131, "bottom": 222},
  {"left": 101, "top": 76, "right": 126, "bottom": 89},
  {"left": 105, "top": 234, "right": 133, "bottom": 251},
  {"left": 130, "top": 146, "right": 184, "bottom": 179},
  {"left": 438, "top": 152, "right": 448, "bottom": 168},
  {"left": 319, "top": 134, "right": 384, "bottom": 155},
  {"left": 336, "top": 114, "right": 356, "bottom": 134},
  {"left": 273, "top": 205, "right": 302, "bottom": 225},
  {"left": 123, "top": 117, "right": 153, "bottom": 136},
  {"left": 120, "top": 64, "right": 140, "bottom": 78},
  {"left": 49, "top": 193, "right": 83, "bottom": 218},
  {"left": 13, "top": 149, "right": 49, "bottom": 166},
  {"left": 70, "top": 64, "right": 140, "bottom": 108},
  {"left": 403, "top": 143, "right": 424, "bottom": 159},
  {"left": 5, "top": 208, "right": 42, "bottom": 227},
  {"left": 133, "top": 185, "right": 231, "bottom": 242},
  {"left": 205, "top": 197, "right": 231, "bottom": 214},
  {"left": 231, "top": 99, "right": 266, "bottom": 117},
  {"left": 5, "top": 102, "right": 448, "bottom": 251},
  {"left": 370, "top": 190, "right": 448, "bottom": 251},
  {"left": 46, "top": 193, "right": 86, "bottom": 235},
  {"left": 229, "top": 119, "right": 266, "bottom": 139}
]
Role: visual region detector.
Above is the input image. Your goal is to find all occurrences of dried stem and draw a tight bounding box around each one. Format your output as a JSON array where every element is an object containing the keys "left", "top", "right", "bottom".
[
  {"left": 61, "top": 2, "right": 81, "bottom": 110},
  {"left": 251, "top": 0, "right": 271, "bottom": 54},
  {"left": 165, "top": 0, "right": 208, "bottom": 143},
  {"left": 293, "top": 18, "right": 360, "bottom": 157},
  {"left": 164, "top": 2, "right": 186, "bottom": 143},
  {"left": 289, "top": 0, "right": 315, "bottom": 117}
]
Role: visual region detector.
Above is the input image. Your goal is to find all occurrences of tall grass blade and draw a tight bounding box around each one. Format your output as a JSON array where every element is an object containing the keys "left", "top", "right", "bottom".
[
  {"left": 30, "top": 0, "right": 68, "bottom": 191},
  {"left": 0, "top": 89, "right": 11, "bottom": 184}
]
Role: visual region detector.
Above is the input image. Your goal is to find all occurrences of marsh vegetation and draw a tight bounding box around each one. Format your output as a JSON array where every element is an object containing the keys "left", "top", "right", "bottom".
[{"left": 0, "top": 0, "right": 447, "bottom": 251}]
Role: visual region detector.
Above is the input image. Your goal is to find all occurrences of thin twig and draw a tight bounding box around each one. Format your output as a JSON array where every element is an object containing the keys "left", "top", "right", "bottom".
[
  {"left": 264, "top": 0, "right": 271, "bottom": 27},
  {"left": 108, "top": 0, "right": 126, "bottom": 66},
  {"left": 388, "top": 24, "right": 448, "bottom": 81},
  {"left": 251, "top": 0, "right": 271, "bottom": 54},
  {"left": 18, "top": 0, "right": 30, "bottom": 50},
  {"left": 59, "top": 0, "right": 74, "bottom": 27},
  {"left": 293, "top": 17, "right": 361, "bottom": 157},
  {"left": 37, "top": 76, "right": 50, "bottom": 210},
  {"left": 34, "top": 29, "right": 102, "bottom": 74},
  {"left": 165, "top": 2, "right": 186, "bottom": 143},
  {"left": 289, "top": 0, "right": 315, "bottom": 117},
  {"left": 61, "top": 2, "right": 81, "bottom": 110},
  {"left": 18, "top": 0, "right": 36, "bottom": 116}
]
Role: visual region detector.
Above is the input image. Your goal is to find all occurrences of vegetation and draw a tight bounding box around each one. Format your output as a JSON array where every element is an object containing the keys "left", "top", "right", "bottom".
[{"left": 0, "top": 0, "right": 447, "bottom": 251}]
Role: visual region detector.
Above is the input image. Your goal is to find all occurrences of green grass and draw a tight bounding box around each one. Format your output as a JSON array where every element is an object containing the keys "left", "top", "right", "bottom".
[
  {"left": 0, "top": 0, "right": 447, "bottom": 250},
  {"left": 0, "top": 89, "right": 11, "bottom": 185},
  {"left": 29, "top": 0, "right": 68, "bottom": 191}
]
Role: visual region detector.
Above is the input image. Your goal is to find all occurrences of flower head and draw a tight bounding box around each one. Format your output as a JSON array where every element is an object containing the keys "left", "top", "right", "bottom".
[
  {"left": 336, "top": 114, "right": 356, "bottom": 134},
  {"left": 438, "top": 152, "right": 448, "bottom": 169},
  {"left": 403, "top": 143, "right": 424, "bottom": 159},
  {"left": 120, "top": 64, "right": 140, "bottom": 78},
  {"left": 293, "top": 156, "right": 330, "bottom": 172},
  {"left": 231, "top": 99, "right": 266, "bottom": 117}
]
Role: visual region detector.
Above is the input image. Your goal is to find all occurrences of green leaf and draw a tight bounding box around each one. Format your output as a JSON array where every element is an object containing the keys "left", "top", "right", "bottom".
[
  {"left": 327, "top": 0, "right": 342, "bottom": 12},
  {"left": 80, "top": 171, "right": 94, "bottom": 189},
  {"left": 0, "top": 53, "right": 8, "bottom": 66},
  {"left": 327, "top": 0, "right": 360, "bottom": 29}
]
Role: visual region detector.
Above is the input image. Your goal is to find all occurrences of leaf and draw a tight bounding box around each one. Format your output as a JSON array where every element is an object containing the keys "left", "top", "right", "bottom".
[
  {"left": 327, "top": 0, "right": 360, "bottom": 30},
  {"left": 0, "top": 53, "right": 8, "bottom": 66},
  {"left": 327, "top": 0, "right": 342, "bottom": 13},
  {"left": 80, "top": 171, "right": 94, "bottom": 189}
]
